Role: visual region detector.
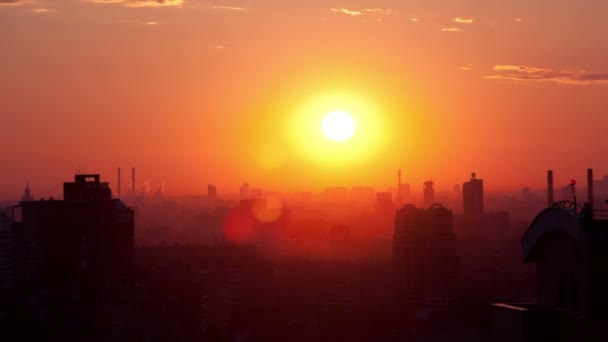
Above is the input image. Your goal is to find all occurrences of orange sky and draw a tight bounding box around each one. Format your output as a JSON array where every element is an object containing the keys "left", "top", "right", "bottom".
[{"left": 1, "top": 0, "right": 608, "bottom": 198}]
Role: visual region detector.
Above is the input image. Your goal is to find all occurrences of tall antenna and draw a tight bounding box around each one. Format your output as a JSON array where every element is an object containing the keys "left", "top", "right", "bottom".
[
  {"left": 132, "top": 167, "right": 136, "bottom": 197},
  {"left": 547, "top": 170, "right": 554, "bottom": 207},
  {"left": 397, "top": 169, "right": 402, "bottom": 208},
  {"left": 117, "top": 167, "right": 121, "bottom": 198},
  {"left": 570, "top": 179, "right": 577, "bottom": 208}
]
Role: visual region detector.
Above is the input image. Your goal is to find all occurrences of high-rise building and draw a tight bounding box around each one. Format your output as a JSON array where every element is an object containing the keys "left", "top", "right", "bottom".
[
  {"left": 240, "top": 183, "right": 250, "bottom": 200},
  {"left": 492, "top": 202, "right": 608, "bottom": 341},
  {"left": 423, "top": 180, "right": 435, "bottom": 208},
  {"left": 21, "top": 181, "right": 33, "bottom": 202},
  {"left": 208, "top": 184, "right": 217, "bottom": 202},
  {"left": 375, "top": 192, "right": 394, "bottom": 216},
  {"left": 8, "top": 174, "right": 135, "bottom": 340},
  {"left": 0, "top": 211, "right": 13, "bottom": 331},
  {"left": 393, "top": 204, "right": 459, "bottom": 312},
  {"left": 463, "top": 172, "right": 483, "bottom": 217},
  {"left": 329, "top": 225, "right": 351, "bottom": 260}
]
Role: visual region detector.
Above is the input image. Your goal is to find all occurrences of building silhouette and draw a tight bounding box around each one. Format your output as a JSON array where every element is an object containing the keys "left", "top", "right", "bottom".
[
  {"left": 7, "top": 174, "right": 134, "bottom": 340},
  {"left": 21, "top": 181, "right": 33, "bottom": 202},
  {"left": 463, "top": 172, "right": 483, "bottom": 217},
  {"left": 492, "top": 201, "right": 608, "bottom": 341},
  {"left": 240, "top": 183, "right": 250, "bottom": 200},
  {"left": 208, "top": 184, "right": 217, "bottom": 202},
  {"left": 329, "top": 225, "right": 351, "bottom": 260},
  {"left": 393, "top": 204, "right": 459, "bottom": 313},
  {"left": 423, "top": 180, "right": 435, "bottom": 208},
  {"left": 375, "top": 192, "right": 394, "bottom": 217},
  {"left": 0, "top": 211, "right": 12, "bottom": 332}
]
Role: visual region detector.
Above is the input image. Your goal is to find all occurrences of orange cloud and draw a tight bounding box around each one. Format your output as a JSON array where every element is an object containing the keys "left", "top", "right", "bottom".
[
  {"left": 330, "top": 8, "right": 397, "bottom": 16},
  {"left": 454, "top": 17, "right": 474, "bottom": 24},
  {"left": 486, "top": 65, "right": 608, "bottom": 85},
  {"left": 81, "top": 0, "right": 183, "bottom": 8},
  {"left": 0, "top": 0, "right": 32, "bottom": 6},
  {"left": 441, "top": 27, "right": 462, "bottom": 32},
  {"left": 209, "top": 5, "right": 251, "bottom": 11}
]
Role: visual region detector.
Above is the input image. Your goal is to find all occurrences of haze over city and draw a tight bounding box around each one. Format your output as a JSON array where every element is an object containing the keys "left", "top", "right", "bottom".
[
  {"left": 2, "top": 0, "right": 608, "bottom": 198},
  {"left": 2, "top": 1, "right": 608, "bottom": 342}
]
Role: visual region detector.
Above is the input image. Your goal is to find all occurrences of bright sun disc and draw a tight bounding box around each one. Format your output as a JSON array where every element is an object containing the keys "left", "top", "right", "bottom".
[{"left": 321, "top": 111, "right": 356, "bottom": 142}]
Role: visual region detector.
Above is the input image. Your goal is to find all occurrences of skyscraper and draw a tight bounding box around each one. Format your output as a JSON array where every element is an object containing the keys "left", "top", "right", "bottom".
[
  {"left": 208, "top": 184, "right": 218, "bottom": 202},
  {"left": 393, "top": 204, "right": 459, "bottom": 312},
  {"left": 423, "top": 180, "right": 435, "bottom": 208},
  {"left": 8, "top": 174, "right": 135, "bottom": 340},
  {"left": 21, "top": 181, "right": 33, "bottom": 202},
  {"left": 240, "top": 183, "right": 250, "bottom": 200},
  {"left": 463, "top": 172, "right": 483, "bottom": 217}
]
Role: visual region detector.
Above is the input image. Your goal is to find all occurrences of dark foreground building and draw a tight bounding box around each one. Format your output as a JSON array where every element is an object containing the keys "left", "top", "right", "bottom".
[
  {"left": 492, "top": 201, "right": 608, "bottom": 341},
  {"left": 393, "top": 204, "right": 459, "bottom": 313},
  {"left": 6, "top": 174, "right": 135, "bottom": 340}
]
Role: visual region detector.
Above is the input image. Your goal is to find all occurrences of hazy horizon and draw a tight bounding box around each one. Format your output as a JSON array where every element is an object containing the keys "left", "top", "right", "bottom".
[{"left": 2, "top": 0, "right": 608, "bottom": 197}]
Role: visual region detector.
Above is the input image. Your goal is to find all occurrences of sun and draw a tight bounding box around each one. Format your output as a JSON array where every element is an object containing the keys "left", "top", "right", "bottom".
[{"left": 321, "top": 111, "right": 356, "bottom": 142}]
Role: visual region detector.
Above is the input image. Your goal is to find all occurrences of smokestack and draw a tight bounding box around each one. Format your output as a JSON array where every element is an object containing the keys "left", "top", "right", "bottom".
[
  {"left": 132, "top": 167, "right": 136, "bottom": 197},
  {"left": 117, "top": 167, "right": 121, "bottom": 198},
  {"left": 548, "top": 170, "right": 554, "bottom": 207},
  {"left": 588, "top": 168, "right": 594, "bottom": 208},
  {"left": 397, "top": 169, "right": 402, "bottom": 207}
]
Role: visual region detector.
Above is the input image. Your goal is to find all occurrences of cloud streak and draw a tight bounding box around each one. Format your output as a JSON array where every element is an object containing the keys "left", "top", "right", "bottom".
[
  {"left": 441, "top": 27, "right": 462, "bottom": 32},
  {"left": 81, "top": 0, "right": 184, "bottom": 8},
  {"left": 209, "top": 5, "right": 251, "bottom": 11},
  {"left": 330, "top": 8, "right": 397, "bottom": 16},
  {"left": 454, "top": 17, "right": 473, "bottom": 24},
  {"left": 486, "top": 65, "right": 608, "bottom": 85},
  {"left": 0, "top": 0, "right": 32, "bottom": 6}
]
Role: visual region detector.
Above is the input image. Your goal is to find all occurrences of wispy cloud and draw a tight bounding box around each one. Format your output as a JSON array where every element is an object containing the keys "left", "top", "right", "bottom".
[
  {"left": 209, "top": 5, "right": 251, "bottom": 11},
  {"left": 145, "top": 21, "right": 159, "bottom": 25},
  {"left": 441, "top": 27, "right": 462, "bottom": 32},
  {"left": 31, "top": 8, "right": 54, "bottom": 13},
  {"left": 0, "top": 0, "right": 32, "bottom": 6},
  {"left": 460, "top": 65, "right": 473, "bottom": 71},
  {"left": 486, "top": 65, "right": 608, "bottom": 85},
  {"left": 454, "top": 17, "right": 473, "bottom": 24},
  {"left": 514, "top": 18, "right": 523, "bottom": 22},
  {"left": 81, "top": 0, "right": 184, "bottom": 8},
  {"left": 329, "top": 8, "right": 398, "bottom": 17}
]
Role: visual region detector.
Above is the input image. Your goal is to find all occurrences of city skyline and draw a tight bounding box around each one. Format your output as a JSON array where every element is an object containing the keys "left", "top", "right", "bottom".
[{"left": 2, "top": 0, "right": 608, "bottom": 196}]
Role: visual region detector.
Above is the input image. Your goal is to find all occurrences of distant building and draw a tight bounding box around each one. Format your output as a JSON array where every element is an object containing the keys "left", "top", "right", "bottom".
[
  {"left": 463, "top": 173, "right": 483, "bottom": 217},
  {"left": 7, "top": 174, "right": 134, "bottom": 340},
  {"left": 492, "top": 202, "right": 608, "bottom": 341},
  {"left": 423, "top": 180, "right": 435, "bottom": 208},
  {"left": 208, "top": 184, "right": 217, "bottom": 201},
  {"left": 0, "top": 211, "right": 13, "bottom": 331},
  {"left": 250, "top": 188, "right": 264, "bottom": 199},
  {"left": 329, "top": 225, "right": 351, "bottom": 260},
  {"left": 324, "top": 187, "right": 348, "bottom": 202},
  {"left": 455, "top": 211, "right": 511, "bottom": 300},
  {"left": 351, "top": 187, "right": 375, "bottom": 203},
  {"left": 393, "top": 204, "right": 459, "bottom": 313},
  {"left": 21, "top": 181, "right": 33, "bottom": 202},
  {"left": 375, "top": 192, "right": 394, "bottom": 216},
  {"left": 240, "top": 183, "right": 250, "bottom": 200}
]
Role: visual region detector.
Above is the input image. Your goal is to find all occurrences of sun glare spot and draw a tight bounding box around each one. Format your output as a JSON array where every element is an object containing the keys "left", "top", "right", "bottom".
[{"left": 322, "top": 111, "right": 356, "bottom": 142}]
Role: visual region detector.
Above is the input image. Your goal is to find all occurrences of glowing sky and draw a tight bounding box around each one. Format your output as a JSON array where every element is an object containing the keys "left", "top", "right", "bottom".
[{"left": 1, "top": 0, "right": 608, "bottom": 197}]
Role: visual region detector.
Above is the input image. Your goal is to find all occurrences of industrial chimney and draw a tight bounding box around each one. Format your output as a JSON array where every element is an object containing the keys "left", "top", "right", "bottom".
[
  {"left": 117, "top": 167, "right": 121, "bottom": 198},
  {"left": 548, "top": 170, "right": 554, "bottom": 207},
  {"left": 588, "top": 168, "right": 594, "bottom": 209},
  {"left": 132, "top": 167, "right": 136, "bottom": 197}
]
